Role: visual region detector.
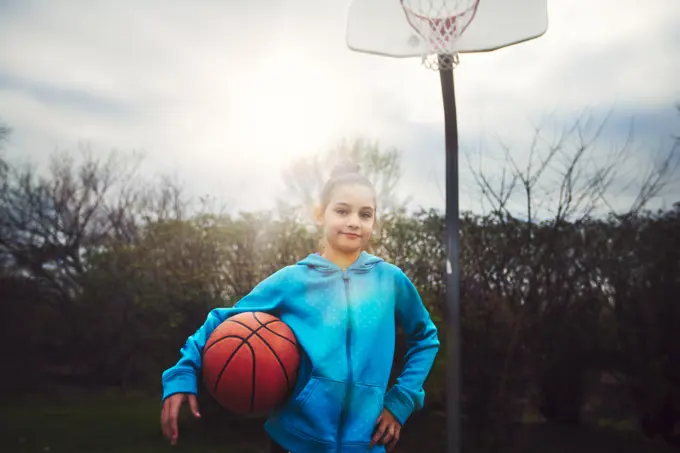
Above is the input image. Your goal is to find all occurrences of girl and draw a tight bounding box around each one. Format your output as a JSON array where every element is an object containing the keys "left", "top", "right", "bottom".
[{"left": 160, "top": 162, "right": 440, "bottom": 452}]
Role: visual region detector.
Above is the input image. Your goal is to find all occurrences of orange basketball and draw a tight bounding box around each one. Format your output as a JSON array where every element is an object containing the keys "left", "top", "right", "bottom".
[{"left": 202, "top": 311, "right": 300, "bottom": 415}]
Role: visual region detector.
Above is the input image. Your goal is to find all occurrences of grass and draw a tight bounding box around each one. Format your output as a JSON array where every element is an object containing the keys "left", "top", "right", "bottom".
[
  {"left": 1, "top": 390, "right": 676, "bottom": 453},
  {"left": 1, "top": 391, "right": 268, "bottom": 453}
]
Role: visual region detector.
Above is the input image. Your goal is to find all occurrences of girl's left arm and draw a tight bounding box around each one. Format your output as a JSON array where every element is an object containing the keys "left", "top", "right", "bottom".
[{"left": 383, "top": 269, "right": 441, "bottom": 426}]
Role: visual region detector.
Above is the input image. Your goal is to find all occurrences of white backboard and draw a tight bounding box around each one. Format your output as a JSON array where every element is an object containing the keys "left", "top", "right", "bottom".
[{"left": 346, "top": 0, "right": 548, "bottom": 57}]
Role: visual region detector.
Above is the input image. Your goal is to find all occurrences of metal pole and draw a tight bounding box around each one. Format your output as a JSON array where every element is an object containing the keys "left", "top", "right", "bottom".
[{"left": 439, "top": 54, "right": 461, "bottom": 453}]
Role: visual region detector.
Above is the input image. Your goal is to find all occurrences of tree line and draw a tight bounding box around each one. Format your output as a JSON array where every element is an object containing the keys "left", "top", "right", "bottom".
[{"left": 1, "top": 110, "right": 678, "bottom": 449}]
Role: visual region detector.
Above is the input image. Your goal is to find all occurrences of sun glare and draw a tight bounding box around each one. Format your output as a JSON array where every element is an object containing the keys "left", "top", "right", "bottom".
[{"left": 228, "top": 45, "right": 342, "bottom": 169}]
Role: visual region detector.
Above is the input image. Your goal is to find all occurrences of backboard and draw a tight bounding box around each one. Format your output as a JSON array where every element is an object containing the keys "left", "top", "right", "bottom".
[{"left": 346, "top": 0, "right": 548, "bottom": 58}]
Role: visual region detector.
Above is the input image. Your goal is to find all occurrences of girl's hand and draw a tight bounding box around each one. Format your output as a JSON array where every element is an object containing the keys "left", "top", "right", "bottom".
[
  {"left": 370, "top": 408, "right": 402, "bottom": 451},
  {"left": 160, "top": 393, "right": 201, "bottom": 445}
]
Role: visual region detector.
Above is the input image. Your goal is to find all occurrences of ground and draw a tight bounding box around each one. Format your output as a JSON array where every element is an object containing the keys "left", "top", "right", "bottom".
[{"left": 0, "top": 390, "right": 676, "bottom": 453}]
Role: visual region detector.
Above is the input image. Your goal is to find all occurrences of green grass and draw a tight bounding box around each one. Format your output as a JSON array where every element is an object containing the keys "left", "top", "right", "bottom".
[
  {"left": 1, "top": 391, "right": 676, "bottom": 453},
  {"left": 0, "top": 391, "right": 268, "bottom": 453}
]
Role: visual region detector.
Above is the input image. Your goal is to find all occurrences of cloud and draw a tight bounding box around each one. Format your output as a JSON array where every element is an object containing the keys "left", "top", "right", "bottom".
[{"left": 0, "top": 0, "right": 678, "bottom": 216}]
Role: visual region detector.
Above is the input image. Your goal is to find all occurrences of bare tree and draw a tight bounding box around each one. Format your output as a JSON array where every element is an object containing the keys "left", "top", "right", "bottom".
[
  {"left": 0, "top": 122, "right": 12, "bottom": 273},
  {"left": 280, "top": 137, "right": 407, "bottom": 222},
  {"left": 463, "top": 107, "right": 680, "bottom": 424},
  {"left": 470, "top": 108, "right": 679, "bottom": 224},
  {"left": 0, "top": 121, "right": 9, "bottom": 170},
  {"left": 0, "top": 144, "right": 191, "bottom": 328}
]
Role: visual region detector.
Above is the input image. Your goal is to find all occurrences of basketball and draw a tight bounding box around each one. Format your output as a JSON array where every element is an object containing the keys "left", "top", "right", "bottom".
[{"left": 202, "top": 311, "right": 300, "bottom": 415}]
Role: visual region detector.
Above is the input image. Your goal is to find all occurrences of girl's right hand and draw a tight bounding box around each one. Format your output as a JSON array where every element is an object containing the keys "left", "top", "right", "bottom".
[{"left": 160, "top": 393, "right": 201, "bottom": 445}]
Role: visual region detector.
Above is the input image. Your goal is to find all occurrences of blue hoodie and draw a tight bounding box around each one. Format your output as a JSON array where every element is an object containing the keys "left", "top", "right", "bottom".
[{"left": 161, "top": 251, "right": 440, "bottom": 453}]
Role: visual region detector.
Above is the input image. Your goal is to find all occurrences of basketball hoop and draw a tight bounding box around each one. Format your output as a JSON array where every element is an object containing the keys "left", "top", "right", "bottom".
[
  {"left": 345, "top": 2, "right": 549, "bottom": 453},
  {"left": 400, "top": 0, "right": 480, "bottom": 71}
]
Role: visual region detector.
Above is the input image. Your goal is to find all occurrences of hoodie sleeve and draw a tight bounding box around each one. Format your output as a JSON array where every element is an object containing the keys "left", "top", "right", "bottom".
[
  {"left": 161, "top": 267, "right": 291, "bottom": 402},
  {"left": 383, "top": 269, "right": 440, "bottom": 425}
]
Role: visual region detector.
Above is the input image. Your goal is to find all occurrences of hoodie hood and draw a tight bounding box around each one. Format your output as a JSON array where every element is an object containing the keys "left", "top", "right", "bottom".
[{"left": 296, "top": 251, "right": 384, "bottom": 273}]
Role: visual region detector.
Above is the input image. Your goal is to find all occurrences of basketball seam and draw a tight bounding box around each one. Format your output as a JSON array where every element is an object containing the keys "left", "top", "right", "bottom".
[
  {"left": 250, "top": 326, "right": 293, "bottom": 395},
  {"left": 252, "top": 313, "right": 300, "bottom": 400},
  {"left": 209, "top": 328, "right": 266, "bottom": 404},
  {"left": 223, "top": 318, "right": 281, "bottom": 336},
  {"left": 251, "top": 333, "right": 256, "bottom": 412},
  {"left": 203, "top": 333, "right": 248, "bottom": 356},
  {"left": 212, "top": 335, "right": 254, "bottom": 400},
  {"left": 252, "top": 312, "right": 298, "bottom": 347},
  {"left": 203, "top": 317, "right": 280, "bottom": 356}
]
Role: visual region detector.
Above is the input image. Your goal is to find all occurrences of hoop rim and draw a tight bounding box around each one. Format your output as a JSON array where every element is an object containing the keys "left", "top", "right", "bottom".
[
  {"left": 399, "top": 0, "right": 480, "bottom": 22},
  {"left": 400, "top": 0, "right": 480, "bottom": 51}
]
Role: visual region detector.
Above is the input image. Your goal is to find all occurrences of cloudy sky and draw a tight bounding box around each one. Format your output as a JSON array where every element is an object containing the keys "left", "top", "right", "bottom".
[{"left": 1, "top": 0, "right": 679, "bottom": 219}]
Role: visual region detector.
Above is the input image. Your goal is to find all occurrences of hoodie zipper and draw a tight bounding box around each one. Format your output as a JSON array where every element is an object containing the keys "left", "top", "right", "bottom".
[
  {"left": 342, "top": 271, "right": 354, "bottom": 385},
  {"left": 337, "top": 270, "right": 353, "bottom": 450}
]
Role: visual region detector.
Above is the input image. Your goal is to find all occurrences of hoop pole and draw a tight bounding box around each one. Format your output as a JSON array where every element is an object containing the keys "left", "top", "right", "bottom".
[{"left": 439, "top": 53, "right": 461, "bottom": 453}]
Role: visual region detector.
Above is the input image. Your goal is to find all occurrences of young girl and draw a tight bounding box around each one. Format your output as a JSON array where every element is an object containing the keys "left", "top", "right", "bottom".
[{"left": 160, "top": 162, "right": 440, "bottom": 452}]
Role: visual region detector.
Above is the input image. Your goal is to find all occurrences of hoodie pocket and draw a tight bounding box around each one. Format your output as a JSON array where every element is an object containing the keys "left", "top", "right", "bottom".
[
  {"left": 343, "top": 383, "right": 385, "bottom": 445},
  {"left": 282, "top": 376, "right": 346, "bottom": 443}
]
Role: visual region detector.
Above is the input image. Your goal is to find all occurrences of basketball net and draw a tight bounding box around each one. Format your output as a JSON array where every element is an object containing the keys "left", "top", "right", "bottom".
[{"left": 400, "top": 0, "right": 480, "bottom": 71}]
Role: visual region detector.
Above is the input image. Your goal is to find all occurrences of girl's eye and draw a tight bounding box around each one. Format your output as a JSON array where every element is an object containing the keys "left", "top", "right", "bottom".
[
  {"left": 362, "top": 213, "right": 373, "bottom": 219},
  {"left": 336, "top": 209, "right": 347, "bottom": 215}
]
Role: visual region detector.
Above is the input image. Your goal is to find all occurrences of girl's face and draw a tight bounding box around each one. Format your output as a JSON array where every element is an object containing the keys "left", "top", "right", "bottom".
[{"left": 316, "top": 183, "right": 376, "bottom": 256}]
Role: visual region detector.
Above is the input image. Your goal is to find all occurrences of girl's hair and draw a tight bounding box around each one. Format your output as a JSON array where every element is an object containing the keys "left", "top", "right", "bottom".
[{"left": 319, "top": 160, "right": 376, "bottom": 211}]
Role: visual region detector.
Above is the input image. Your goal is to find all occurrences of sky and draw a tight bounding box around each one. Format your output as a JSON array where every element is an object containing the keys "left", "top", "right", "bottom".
[{"left": 1, "top": 0, "right": 679, "bottom": 220}]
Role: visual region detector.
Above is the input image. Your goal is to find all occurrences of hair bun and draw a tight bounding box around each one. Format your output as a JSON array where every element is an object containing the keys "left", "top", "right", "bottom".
[{"left": 330, "top": 160, "right": 361, "bottom": 178}]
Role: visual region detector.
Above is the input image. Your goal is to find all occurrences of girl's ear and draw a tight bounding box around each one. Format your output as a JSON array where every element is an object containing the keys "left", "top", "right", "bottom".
[{"left": 313, "top": 205, "right": 325, "bottom": 227}]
